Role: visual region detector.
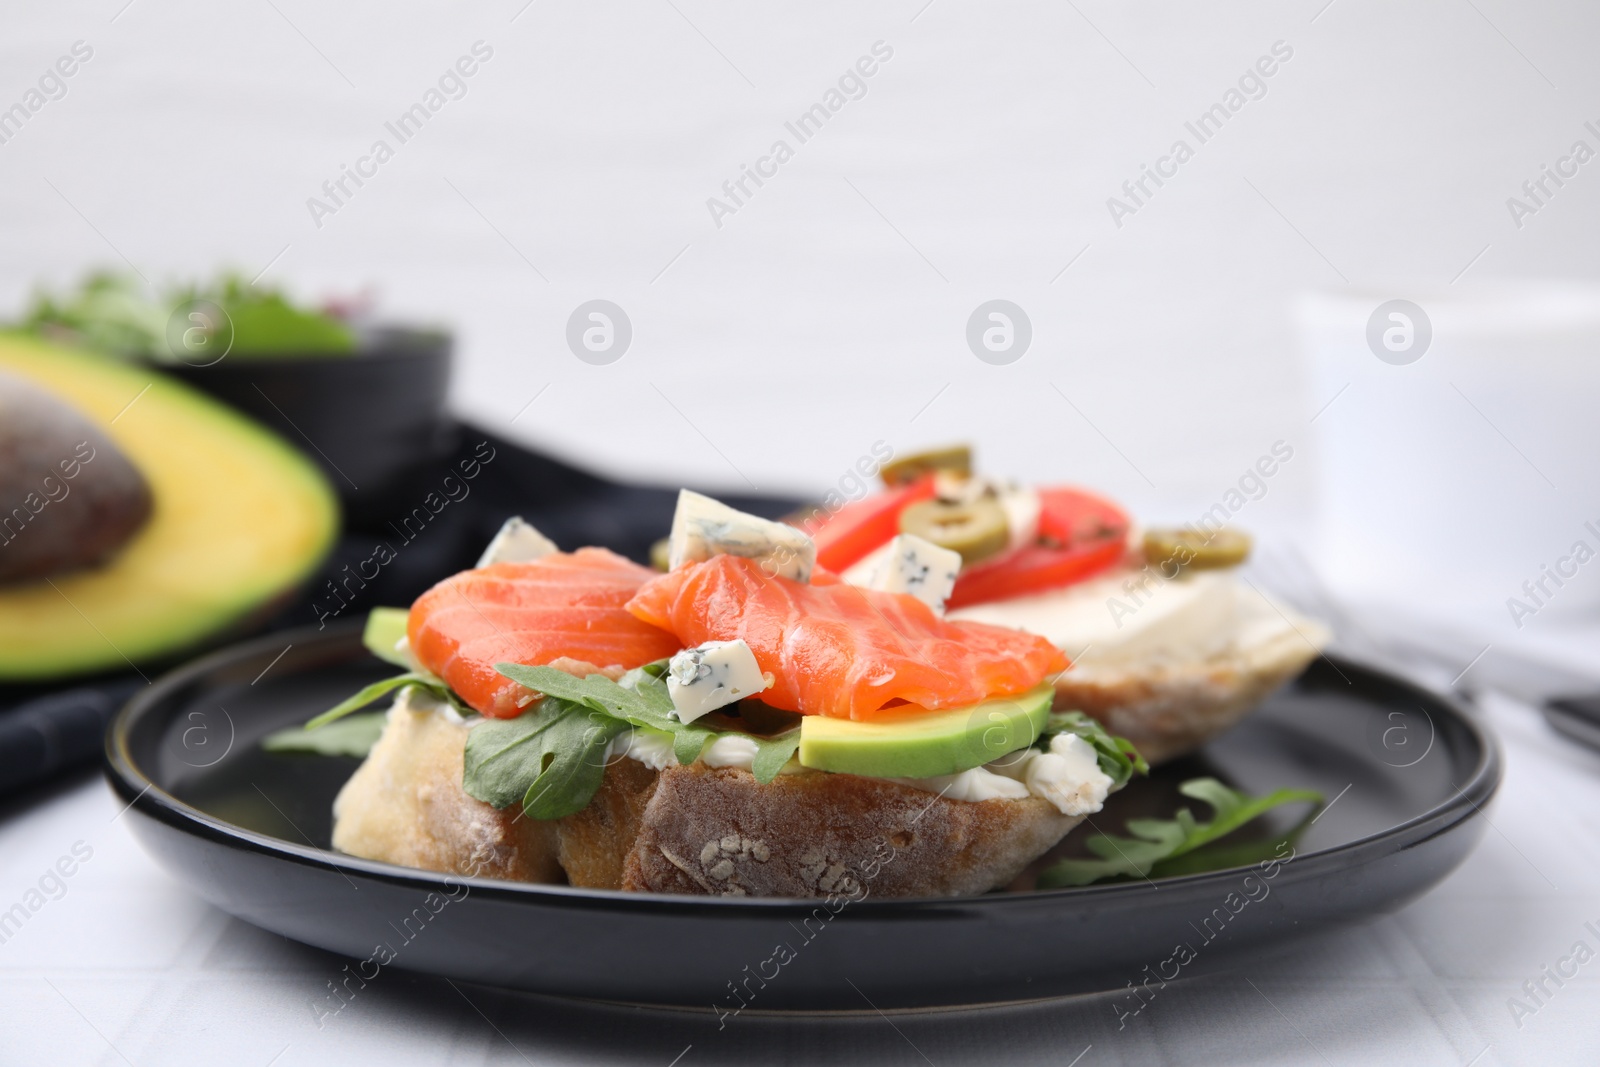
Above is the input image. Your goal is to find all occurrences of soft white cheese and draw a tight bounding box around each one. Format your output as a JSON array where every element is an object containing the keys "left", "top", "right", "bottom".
[
  {"left": 700, "top": 734, "right": 761, "bottom": 769},
  {"left": 996, "top": 484, "right": 1041, "bottom": 552},
  {"left": 668, "top": 489, "right": 816, "bottom": 582},
  {"left": 391, "top": 684, "right": 468, "bottom": 726},
  {"left": 949, "top": 565, "right": 1288, "bottom": 667},
  {"left": 604, "top": 729, "right": 806, "bottom": 775},
  {"left": 867, "top": 533, "right": 962, "bottom": 612},
  {"left": 1016, "top": 734, "right": 1113, "bottom": 815},
  {"left": 897, "top": 766, "right": 1031, "bottom": 803},
  {"left": 476, "top": 516, "right": 559, "bottom": 568},
  {"left": 666, "top": 639, "right": 774, "bottom": 723},
  {"left": 606, "top": 728, "right": 678, "bottom": 770},
  {"left": 893, "top": 733, "right": 1113, "bottom": 815}
]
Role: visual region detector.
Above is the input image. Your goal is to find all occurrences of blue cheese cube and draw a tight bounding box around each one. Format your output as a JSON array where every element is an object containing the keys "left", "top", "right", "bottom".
[
  {"left": 668, "top": 490, "right": 815, "bottom": 582},
  {"left": 870, "top": 533, "right": 962, "bottom": 612},
  {"left": 476, "top": 517, "right": 559, "bottom": 568},
  {"left": 666, "top": 639, "right": 773, "bottom": 723}
]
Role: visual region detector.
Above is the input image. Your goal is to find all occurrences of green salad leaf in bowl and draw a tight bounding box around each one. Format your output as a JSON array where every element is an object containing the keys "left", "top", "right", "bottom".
[{"left": 20, "top": 271, "right": 356, "bottom": 362}]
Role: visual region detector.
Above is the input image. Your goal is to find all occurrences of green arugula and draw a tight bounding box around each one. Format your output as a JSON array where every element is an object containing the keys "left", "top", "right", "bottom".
[
  {"left": 1036, "top": 777, "right": 1323, "bottom": 888},
  {"left": 291, "top": 607, "right": 453, "bottom": 732},
  {"left": 262, "top": 712, "right": 388, "bottom": 757},
  {"left": 462, "top": 696, "right": 628, "bottom": 818},
  {"left": 493, "top": 662, "right": 801, "bottom": 785},
  {"left": 1039, "top": 711, "right": 1148, "bottom": 789},
  {"left": 303, "top": 672, "right": 467, "bottom": 730}
]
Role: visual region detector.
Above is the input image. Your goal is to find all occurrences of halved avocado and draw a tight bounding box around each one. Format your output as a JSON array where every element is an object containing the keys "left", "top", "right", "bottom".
[
  {"left": 798, "top": 684, "right": 1054, "bottom": 780},
  {"left": 0, "top": 333, "right": 338, "bottom": 680}
]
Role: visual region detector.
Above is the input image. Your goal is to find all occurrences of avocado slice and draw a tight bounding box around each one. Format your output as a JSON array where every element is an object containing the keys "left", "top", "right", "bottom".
[
  {"left": 798, "top": 684, "right": 1054, "bottom": 780},
  {"left": 0, "top": 333, "right": 338, "bottom": 680},
  {"left": 363, "top": 607, "right": 411, "bottom": 667}
]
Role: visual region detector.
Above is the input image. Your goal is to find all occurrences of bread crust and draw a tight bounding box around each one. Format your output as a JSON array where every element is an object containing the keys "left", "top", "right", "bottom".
[
  {"left": 1054, "top": 628, "right": 1321, "bottom": 764},
  {"left": 617, "top": 763, "right": 1079, "bottom": 898},
  {"left": 332, "top": 708, "right": 1084, "bottom": 898}
]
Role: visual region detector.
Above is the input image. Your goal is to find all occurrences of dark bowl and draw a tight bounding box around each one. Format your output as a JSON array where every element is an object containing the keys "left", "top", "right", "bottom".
[{"left": 156, "top": 325, "right": 454, "bottom": 529}]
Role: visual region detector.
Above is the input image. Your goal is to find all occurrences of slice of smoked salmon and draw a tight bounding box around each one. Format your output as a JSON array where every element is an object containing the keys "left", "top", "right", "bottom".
[
  {"left": 409, "top": 547, "right": 681, "bottom": 718},
  {"left": 626, "top": 554, "right": 1068, "bottom": 720}
]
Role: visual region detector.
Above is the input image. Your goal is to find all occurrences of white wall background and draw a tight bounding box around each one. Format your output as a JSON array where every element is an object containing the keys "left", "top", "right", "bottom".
[{"left": 3, "top": 0, "right": 1596, "bottom": 548}]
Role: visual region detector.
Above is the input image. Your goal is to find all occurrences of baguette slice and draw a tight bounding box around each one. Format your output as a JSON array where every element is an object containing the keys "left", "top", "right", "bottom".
[
  {"left": 1052, "top": 623, "right": 1325, "bottom": 765},
  {"left": 953, "top": 568, "right": 1330, "bottom": 765},
  {"left": 332, "top": 702, "right": 1087, "bottom": 898}
]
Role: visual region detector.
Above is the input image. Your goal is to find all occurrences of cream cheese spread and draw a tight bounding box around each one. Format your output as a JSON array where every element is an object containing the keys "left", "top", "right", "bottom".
[{"left": 947, "top": 564, "right": 1306, "bottom": 668}]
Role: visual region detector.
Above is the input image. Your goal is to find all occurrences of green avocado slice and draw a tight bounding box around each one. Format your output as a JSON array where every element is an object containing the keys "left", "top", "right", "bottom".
[
  {"left": 363, "top": 607, "right": 412, "bottom": 667},
  {"left": 798, "top": 684, "right": 1054, "bottom": 780}
]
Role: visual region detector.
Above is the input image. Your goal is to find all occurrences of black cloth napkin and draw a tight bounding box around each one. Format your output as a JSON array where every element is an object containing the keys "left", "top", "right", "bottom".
[{"left": 0, "top": 424, "right": 799, "bottom": 797}]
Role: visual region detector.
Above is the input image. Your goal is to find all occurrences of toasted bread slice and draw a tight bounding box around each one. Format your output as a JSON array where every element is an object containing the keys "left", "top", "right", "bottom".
[
  {"left": 330, "top": 701, "right": 560, "bottom": 883},
  {"left": 332, "top": 705, "right": 1085, "bottom": 898},
  {"left": 1053, "top": 624, "right": 1323, "bottom": 764}
]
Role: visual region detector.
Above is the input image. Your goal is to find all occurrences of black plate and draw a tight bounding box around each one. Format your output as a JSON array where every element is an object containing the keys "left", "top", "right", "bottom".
[{"left": 104, "top": 622, "right": 1500, "bottom": 1011}]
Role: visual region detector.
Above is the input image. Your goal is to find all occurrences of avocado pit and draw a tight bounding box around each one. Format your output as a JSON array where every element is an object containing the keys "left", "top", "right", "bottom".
[{"left": 0, "top": 369, "right": 153, "bottom": 583}]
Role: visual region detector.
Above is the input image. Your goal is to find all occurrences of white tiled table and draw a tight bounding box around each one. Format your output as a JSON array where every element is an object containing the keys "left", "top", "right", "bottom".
[{"left": 3, "top": 681, "right": 1597, "bottom": 1066}]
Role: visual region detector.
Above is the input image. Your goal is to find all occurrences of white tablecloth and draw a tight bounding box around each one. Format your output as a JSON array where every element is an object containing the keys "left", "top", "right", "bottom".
[{"left": 3, "top": 682, "right": 1597, "bottom": 1067}]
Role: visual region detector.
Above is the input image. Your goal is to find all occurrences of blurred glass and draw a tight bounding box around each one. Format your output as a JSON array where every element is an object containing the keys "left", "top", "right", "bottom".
[{"left": 1297, "top": 283, "right": 1600, "bottom": 636}]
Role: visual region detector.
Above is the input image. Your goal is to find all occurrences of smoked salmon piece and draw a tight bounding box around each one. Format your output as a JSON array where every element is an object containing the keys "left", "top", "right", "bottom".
[
  {"left": 408, "top": 548, "right": 681, "bottom": 718},
  {"left": 627, "top": 555, "right": 1069, "bottom": 720}
]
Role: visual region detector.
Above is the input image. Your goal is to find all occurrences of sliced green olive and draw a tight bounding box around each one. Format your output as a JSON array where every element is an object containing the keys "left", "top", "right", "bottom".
[
  {"left": 649, "top": 537, "right": 672, "bottom": 572},
  {"left": 1143, "top": 527, "right": 1252, "bottom": 572},
  {"left": 880, "top": 444, "right": 973, "bottom": 487},
  {"left": 898, "top": 498, "right": 1009, "bottom": 565}
]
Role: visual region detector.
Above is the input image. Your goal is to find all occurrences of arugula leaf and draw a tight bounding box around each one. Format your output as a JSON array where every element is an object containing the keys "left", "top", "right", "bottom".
[
  {"left": 497, "top": 662, "right": 708, "bottom": 759},
  {"left": 750, "top": 730, "right": 802, "bottom": 782},
  {"left": 1036, "top": 777, "right": 1323, "bottom": 888},
  {"left": 304, "top": 672, "right": 464, "bottom": 730},
  {"left": 494, "top": 662, "right": 800, "bottom": 784},
  {"left": 1144, "top": 807, "right": 1319, "bottom": 878},
  {"left": 1039, "top": 711, "right": 1148, "bottom": 789},
  {"left": 363, "top": 608, "right": 412, "bottom": 668},
  {"left": 462, "top": 696, "right": 627, "bottom": 818},
  {"left": 287, "top": 608, "right": 449, "bottom": 732},
  {"left": 262, "top": 712, "right": 387, "bottom": 757}
]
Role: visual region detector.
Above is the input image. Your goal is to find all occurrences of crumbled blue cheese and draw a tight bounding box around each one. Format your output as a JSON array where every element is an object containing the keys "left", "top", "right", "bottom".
[
  {"left": 868, "top": 533, "right": 962, "bottom": 612},
  {"left": 666, "top": 639, "right": 773, "bottom": 723},
  {"left": 476, "top": 517, "right": 559, "bottom": 567},
  {"left": 668, "top": 490, "right": 815, "bottom": 582}
]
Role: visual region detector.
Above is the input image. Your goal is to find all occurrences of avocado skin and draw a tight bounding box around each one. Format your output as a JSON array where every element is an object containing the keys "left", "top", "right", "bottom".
[
  {"left": 798, "top": 684, "right": 1055, "bottom": 780},
  {"left": 0, "top": 370, "right": 152, "bottom": 583}
]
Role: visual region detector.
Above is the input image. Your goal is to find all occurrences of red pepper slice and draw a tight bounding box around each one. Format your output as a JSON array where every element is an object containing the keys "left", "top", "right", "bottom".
[
  {"left": 946, "top": 487, "right": 1128, "bottom": 609},
  {"left": 803, "top": 474, "right": 937, "bottom": 573}
]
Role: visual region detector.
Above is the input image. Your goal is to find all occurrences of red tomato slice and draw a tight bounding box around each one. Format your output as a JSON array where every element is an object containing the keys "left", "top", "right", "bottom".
[
  {"left": 946, "top": 487, "right": 1129, "bottom": 609},
  {"left": 804, "top": 475, "right": 937, "bottom": 573}
]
